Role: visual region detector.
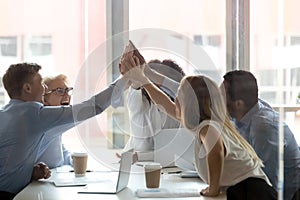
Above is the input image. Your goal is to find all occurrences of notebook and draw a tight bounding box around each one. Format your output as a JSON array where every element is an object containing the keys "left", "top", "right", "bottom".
[
  {"left": 77, "top": 148, "right": 133, "bottom": 194},
  {"left": 154, "top": 128, "right": 195, "bottom": 168}
]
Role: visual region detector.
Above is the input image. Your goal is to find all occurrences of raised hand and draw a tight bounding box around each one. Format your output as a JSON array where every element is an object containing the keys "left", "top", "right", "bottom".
[
  {"left": 121, "top": 53, "right": 150, "bottom": 89},
  {"left": 119, "top": 41, "right": 145, "bottom": 75}
]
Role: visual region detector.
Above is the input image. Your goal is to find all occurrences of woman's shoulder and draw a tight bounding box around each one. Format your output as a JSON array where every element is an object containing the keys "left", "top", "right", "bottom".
[{"left": 198, "top": 120, "right": 222, "bottom": 131}]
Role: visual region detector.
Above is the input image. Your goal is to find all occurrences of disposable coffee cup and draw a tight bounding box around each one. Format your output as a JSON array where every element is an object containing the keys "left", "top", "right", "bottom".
[
  {"left": 144, "top": 163, "right": 162, "bottom": 188},
  {"left": 71, "top": 152, "right": 88, "bottom": 177}
]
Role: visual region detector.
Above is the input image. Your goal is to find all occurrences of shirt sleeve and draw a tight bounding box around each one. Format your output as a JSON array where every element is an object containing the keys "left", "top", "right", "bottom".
[
  {"left": 37, "top": 76, "right": 128, "bottom": 135},
  {"left": 62, "top": 144, "right": 73, "bottom": 166},
  {"left": 161, "top": 77, "right": 180, "bottom": 97}
]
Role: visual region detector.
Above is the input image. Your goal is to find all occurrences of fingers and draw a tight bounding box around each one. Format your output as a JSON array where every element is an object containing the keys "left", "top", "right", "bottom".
[
  {"left": 115, "top": 153, "right": 121, "bottom": 158},
  {"left": 134, "top": 56, "right": 140, "bottom": 66},
  {"left": 132, "top": 152, "right": 138, "bottom": 164},
  {"left": 120, "top": 52, "right": 141, "bottom": 75},
  {"left": 133, "top": 50, "right": 145, "bottom": 64},
  {"left": 128, "top": 54, "right": 138, "bottom": 67},
  {"left": 200, "top": 187, "right": 219, "bottom": 197},
  {"left": 44, "top": 169, "right": 51, "bottom": 179},
  {"left": 42, "top": 165, "right": 51, "bottom": 179},
  {"left": 200, "top": 187, "right": 209, "bottom": 196},
  {"left": 35, "top": 162, "right": 51, "bottom": 179}
]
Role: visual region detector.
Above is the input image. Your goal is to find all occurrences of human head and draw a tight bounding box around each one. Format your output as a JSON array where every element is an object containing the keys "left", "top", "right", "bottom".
[
  {"left": 2, "top": 62, "right": 45, "bottom": 102},
  {"left": 148, "top": 59, "right": 185, "bottom": 82},
  {"left": 43, "top": 74, "right": 72, "bottom": 106},
  {"left": 176, "top": 75, "right": 227, "bottom": 130},
  {"left": 222, "top": 70, "right": 258, "bottom": 120},
  {"left": 142, "top": 59, "right": 185, "bottom": 103}
]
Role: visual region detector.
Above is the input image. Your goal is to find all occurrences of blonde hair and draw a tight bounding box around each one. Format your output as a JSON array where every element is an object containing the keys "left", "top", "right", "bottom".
[
  {"left": 43, "top": 74, "right": 69, "bottom": 87},
  {"left": 178, "top": 75, "right": 263, "bottom": 167}
]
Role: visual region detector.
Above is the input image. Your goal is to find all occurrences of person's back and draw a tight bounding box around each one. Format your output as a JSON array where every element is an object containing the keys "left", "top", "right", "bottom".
[
  {"left": 223, "top": 70, "right": 300, "bottom": 200},
  {"left": 0, "top": 100, "right": 57, "bottom": 194},
  {"left": 242, "top": 99, "right": 300, "bottom": 200},
  {"left": 194, "top": 119, "right": 271, "bottom": 188}
]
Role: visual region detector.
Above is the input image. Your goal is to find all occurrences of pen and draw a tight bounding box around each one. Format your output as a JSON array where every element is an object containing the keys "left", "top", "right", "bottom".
[
  {"left": 167, "top": 170, "right": 182, "bottom": 174},
  {"left": 69, "top": 170, "right": 93, "bottom": 172}
]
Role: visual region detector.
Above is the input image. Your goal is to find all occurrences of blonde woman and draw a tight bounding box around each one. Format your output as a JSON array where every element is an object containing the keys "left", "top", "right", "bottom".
[{"left": 120, "top": 52, "right": 277, "bottom": 199}]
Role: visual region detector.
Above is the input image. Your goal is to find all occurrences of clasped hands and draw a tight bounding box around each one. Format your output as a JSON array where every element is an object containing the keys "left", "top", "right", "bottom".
[
  {"left": 31, "top": 162, "right": 51, "bottom": 181},
  {"left": 119, "top": 43, "right": 150, "bottom": 89}
]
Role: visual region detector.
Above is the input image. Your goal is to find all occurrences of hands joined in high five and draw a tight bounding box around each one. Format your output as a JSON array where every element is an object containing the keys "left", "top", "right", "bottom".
[{"left": 119, "top": 42, "right": 150, "bottom": 88}]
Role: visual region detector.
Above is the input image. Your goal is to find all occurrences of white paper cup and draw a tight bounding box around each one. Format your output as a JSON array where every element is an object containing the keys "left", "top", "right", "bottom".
[
  {"left": 71, "top": 152, "right": 88, "bottom": 177},
  {"left": 144, "top": 163, "right": 162, "bottom": 188}
]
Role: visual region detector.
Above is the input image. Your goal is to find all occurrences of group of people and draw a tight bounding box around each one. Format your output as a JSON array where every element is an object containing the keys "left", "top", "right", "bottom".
[{"left": 0, "top": 43, "right": 299, "bottom": 200}]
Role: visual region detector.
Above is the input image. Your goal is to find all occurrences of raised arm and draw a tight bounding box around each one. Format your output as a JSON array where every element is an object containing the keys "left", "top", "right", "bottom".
[
  {"left": 144, "top": 65, "right": 180, "bottom": 99},
  {"left": 143, "top": 81, "right": 178, "bottom": 120},
  {"left": 120, "top": 52, "right": 179, "bottom": 121}
]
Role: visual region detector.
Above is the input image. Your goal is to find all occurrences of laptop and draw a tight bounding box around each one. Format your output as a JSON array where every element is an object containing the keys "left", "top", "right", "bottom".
[
  {"left": 78, "top": 148, "right": 133, "bottom": 194},
  {"left": 154, "top": 128, "right": 195, "bottom": 168}
]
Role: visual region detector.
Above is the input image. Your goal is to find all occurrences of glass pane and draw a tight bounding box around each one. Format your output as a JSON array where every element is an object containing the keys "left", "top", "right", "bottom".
[
  {"left": 129, "top": 0, "right": 226, "bottom": 84},
  {"left": 0, "top": 36, "right": 17, "bottom": 56},
  {"left": 250, "top": 0, "right": 300, "bottom": 143},
  {"left": 0, "top": 0, "right": 107, "bottom": 157},
  {"left": 250, "top": 1, "right": 300, "bottom": 199}
]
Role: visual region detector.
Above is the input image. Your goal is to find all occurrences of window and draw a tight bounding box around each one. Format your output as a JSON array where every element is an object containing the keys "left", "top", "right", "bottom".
[
  {"left": 0, "top": 80, "right": 5, "bottom": 105},
  {"left": 28, "top": 36, "right": 52, "bottom": 56},
  {"left": 250, "top": 1, "right": 300, "bottom": 139},
  {"left": 194, "top": 35, "right": 221, "bottom": 46},
  {"left": 0, "top": 36, "right": 17, "bottom": 57},
  {"left": 290, "top": 36, "right": 300, "bottom": 45}
]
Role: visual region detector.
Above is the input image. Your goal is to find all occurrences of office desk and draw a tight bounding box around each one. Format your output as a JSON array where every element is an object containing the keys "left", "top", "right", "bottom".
[{"left": 14, "top": 166, "right": 226, "bottom": 200}]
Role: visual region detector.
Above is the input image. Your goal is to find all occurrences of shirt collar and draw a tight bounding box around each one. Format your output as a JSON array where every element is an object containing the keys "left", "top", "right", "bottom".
[
  {"left": 238, "top": 99, "right": 262, "bottom": 127},
  {"left": 9, "top": 99, "right": 24, "bottom": 104}
]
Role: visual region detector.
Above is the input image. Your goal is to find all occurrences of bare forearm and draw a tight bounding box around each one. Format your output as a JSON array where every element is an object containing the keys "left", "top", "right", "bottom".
[
  {"left": 207, "top": 147, "right": 223, "bottom": 193},
  {"left": 143, "top": 83, "right": 178, "bottom": 120},
  {"left": 144, "top": 66, "right": 180, "bottom": 96}
]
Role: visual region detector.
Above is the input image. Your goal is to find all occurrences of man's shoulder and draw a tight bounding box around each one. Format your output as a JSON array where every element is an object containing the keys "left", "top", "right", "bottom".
[
  {"left": 16, "top": 101, "right": 44, "bottom": 109},
  {"left": 4, "top": 101, "right": 44, "bottom": 113},
  {"left": 252, "top": 100, "right": 278, "bottom": 122}
]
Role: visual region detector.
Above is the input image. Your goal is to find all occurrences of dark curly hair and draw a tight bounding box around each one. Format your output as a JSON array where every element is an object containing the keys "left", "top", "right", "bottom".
[{"left": 142, "top": 59, "right": 185, "bottom": 104}]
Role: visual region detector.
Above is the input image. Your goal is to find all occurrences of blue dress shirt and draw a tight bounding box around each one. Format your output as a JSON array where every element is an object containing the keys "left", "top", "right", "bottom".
[
  {"left": 0, "top": 77, "right": 126, "bottom": 194},
  {"left": 36, "top": 134, "right": 72, "bottom": 168},
  {"left": 235, "top": 99, "right": 300, "bottom": 200}
]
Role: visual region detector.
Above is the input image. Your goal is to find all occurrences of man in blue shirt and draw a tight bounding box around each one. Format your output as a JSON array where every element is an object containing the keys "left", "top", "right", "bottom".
[
  {"left": 0, "top": 63, "right": 127, "bottom": 199},
  {"left": 222, "top": 70, "right": 300, "bottom": 200}
]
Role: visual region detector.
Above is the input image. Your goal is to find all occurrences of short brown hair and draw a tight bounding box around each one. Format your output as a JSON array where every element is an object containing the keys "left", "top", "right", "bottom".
[
  {"left": 2, "top": 63, "right": 42, "bottom": 98},
  {"left": 223, "top": 70, "right": 258, "bottom": 110}
]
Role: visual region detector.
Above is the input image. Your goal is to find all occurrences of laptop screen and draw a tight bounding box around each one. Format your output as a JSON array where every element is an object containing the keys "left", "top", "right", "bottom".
[
  {"left": 154, "top": 128, "right": 195, "bottom": 168},
  {"left": 78, "top": 148, "right": 133, "bottom": 194},
  {"left": 116, "top": 148, "right": 133, "bottom": 192}
]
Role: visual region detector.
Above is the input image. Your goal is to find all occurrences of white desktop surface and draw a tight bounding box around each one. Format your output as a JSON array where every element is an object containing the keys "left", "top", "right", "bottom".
[{"left": 14, "top": 166, "right": 226, "bottom": 200}]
